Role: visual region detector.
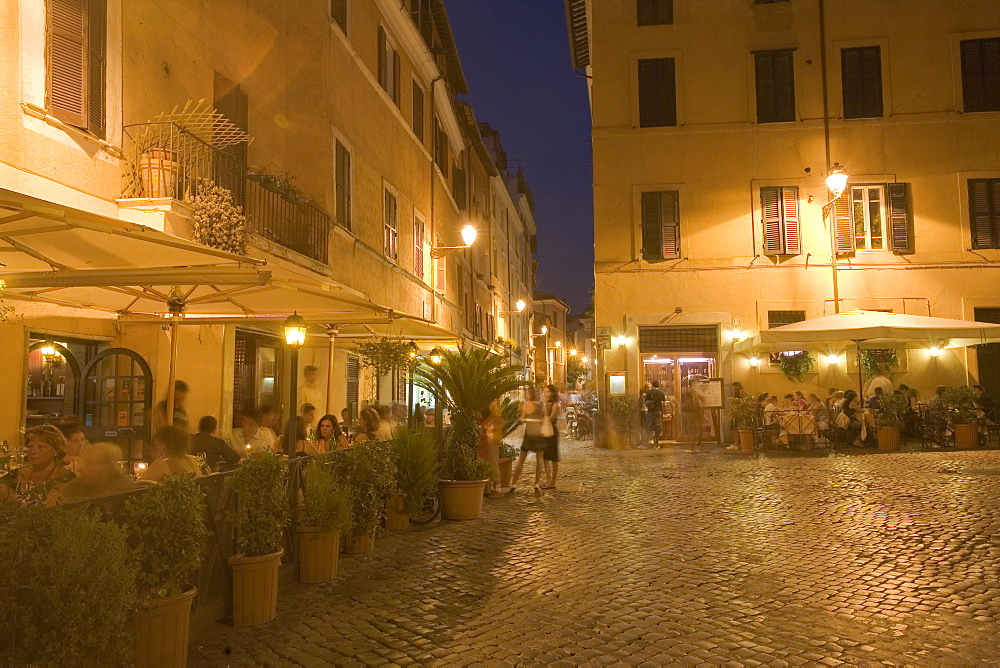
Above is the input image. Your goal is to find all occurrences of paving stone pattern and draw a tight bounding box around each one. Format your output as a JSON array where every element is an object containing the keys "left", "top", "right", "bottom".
[{"left": 191, "top": 443, "right": 1000, "bottom": 666}]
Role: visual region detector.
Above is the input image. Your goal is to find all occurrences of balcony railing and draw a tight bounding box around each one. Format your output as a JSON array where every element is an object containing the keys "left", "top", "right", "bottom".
[
  {"left": 244, "top": 176, "right": 331, "bottom": 265},
  {"left": 122, "top": 103, "right": 331, "bottom": 265}
]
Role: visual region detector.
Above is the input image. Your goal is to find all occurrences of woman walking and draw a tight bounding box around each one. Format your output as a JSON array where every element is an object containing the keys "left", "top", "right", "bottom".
[
  {"left": 510, "top": 387, "right": 547, "bottom": 492},
  {"left": 540, "top": 384, "right": 562, "bottom": 489}
]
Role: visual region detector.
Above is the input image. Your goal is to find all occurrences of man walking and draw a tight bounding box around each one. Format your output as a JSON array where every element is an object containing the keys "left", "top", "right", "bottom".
[{"left": 643, "top": 380, "right": 666, "bottom": 447}]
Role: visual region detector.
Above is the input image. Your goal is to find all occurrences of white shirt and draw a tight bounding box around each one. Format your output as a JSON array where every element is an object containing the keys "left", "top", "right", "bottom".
[
  {"left": 226, "top": 426, "right": 276, "bottom": 455},
  {"left": 864, "top": 375, "right": 893, "bottom": 399}
]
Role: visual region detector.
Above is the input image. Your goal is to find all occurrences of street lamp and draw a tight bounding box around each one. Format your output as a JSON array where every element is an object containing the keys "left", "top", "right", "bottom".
[
  {"left": 499, "top": 299, "right": 526, "bottom": 317},
  {"left": 282, "top": 312, "right": 307, "bottom": 456},
  {"left": 822, "top": 163, "right": 849, "bottom": 313},
  {"left": 431, "top": 225, "right": 478, "bottom": 258}
]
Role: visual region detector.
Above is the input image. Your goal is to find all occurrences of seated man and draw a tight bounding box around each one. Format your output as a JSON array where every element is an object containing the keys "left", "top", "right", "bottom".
[
  {"left": 192, "top": 416, "right": 241, "bottom": 471},
  {"left": 226, "top": 409, "right": 276, "bottom": 456}
]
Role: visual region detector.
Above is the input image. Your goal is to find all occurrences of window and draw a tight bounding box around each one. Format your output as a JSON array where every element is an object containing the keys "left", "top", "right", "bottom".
[
  {"left": 410, "top": 0, "right": 432, "bottom": 42},
  {"left": 637, "top": 58, "right": 676, "bottom": 128},
  {"left": 755, "top": 49, "right": 796, "bottom": 123},
  {"left": 640, "top": 191, "right": 680, "bottom": 261},
  {"left": 831, "top": 183, "right": 912, "bottom": 254},
  {"left": 453, "top": 167, "right": 467, "bottom": 210},
  {"left": 46, "top": 0, "right": 106, "bottom": 137},
  {"left": 435, "top": 239, "right": 446, "bottom": 292},
  {"left": 383, "top": 188, "right": 398, "bottom": 261},
  {"left": 214, "top": 72, "right": 248, "bottom": 204},
  {"left": 330, "top": 0, "right": 347, "bottom": 34},
  {"left": 377, "top": 27, "right": 401, "bottom": 106},
  {"left": 760, "top": 186, "right": 800, "bottom": 256},
  {"left": 841, "top": 46, "right": 883, "bottom": 119},
  {"left": 961, "top": 38, "right": 1000, "bottom": 113},
  {"left": 346, "top": 354, "right": 359, "bottom": 413},
  {"left": 412, "top": 81, "right": 425, "bottom": 142},
  {"left": 433, "top": 117, "right": 449, "bottom": 177},
  {"left": 970, "top": 178, "right": 1000, "bottom": 249},
  {"left": 637, "top": 0, "right": 672, "bottom": 25},
  {"left": 335, "top": 140, "right": 351, "bottom": 230},
  {"left": 767, "top": 310, "right": 806, "bottom": 329},
  {"left": 414, "top": 215, "right": 425, "bottom": 280}
]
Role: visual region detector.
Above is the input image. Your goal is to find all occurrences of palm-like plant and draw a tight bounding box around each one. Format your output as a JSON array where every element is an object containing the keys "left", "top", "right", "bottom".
[{"left": 413, "top": 347, "right": 525, "bottom": 458}]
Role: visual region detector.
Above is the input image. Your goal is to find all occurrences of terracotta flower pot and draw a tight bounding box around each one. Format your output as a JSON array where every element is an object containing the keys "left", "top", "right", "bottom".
[
  {"left": 877, "top": 426, "right": 900, "bottom": 451},
  {"left": 228, "top": 549, "right": 283, "bottom": 627},
  {"left": 296, "top": 527, "right": 339, "bottom": 584},
  {"left": 498, "top": 458, "right": 513, "bottom": 488},
  {"left": 438, "top": 479, "right": 487, "bottom": 520},
  {"left": 736, "top": 429, "right": 754, "bottom": 452},
  {"left": 131, "top": 586, "right": 197, "bottom": 668},
  {"left": 385, "top": 495, "right": 409, "bottom": 531},
  {"left": 954, "top": 423, "right": 978, "bottom": 449},
  {"left": 344, "top": 529, "right": 375, "bottom": 554}
]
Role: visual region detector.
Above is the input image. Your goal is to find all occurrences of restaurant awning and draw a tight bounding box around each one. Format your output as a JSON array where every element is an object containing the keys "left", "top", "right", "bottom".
[{"left": 736, "top": 310, "right": 1000, "bottom": 353}]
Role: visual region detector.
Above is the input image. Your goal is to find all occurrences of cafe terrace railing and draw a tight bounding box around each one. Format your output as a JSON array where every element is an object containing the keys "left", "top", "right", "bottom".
[{"left": 65, "top": 452, "right": 340, "bottom": 633}]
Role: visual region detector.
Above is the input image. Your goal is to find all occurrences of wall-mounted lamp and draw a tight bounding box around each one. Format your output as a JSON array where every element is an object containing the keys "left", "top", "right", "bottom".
[
  {"left": 555, "top": 340, "right": 562, "bottom": 348},
  {"left": 826, "top": 163, "right": 848, "bottom": 199},
  {"left": 928, "top": 347, "right": 942, "bottom": 357},
  {"left": 431, "top": 225, "right": 478, "bottom": 258},
  {"left": 499, "top": 299, "right": 527, "bottom": 317},
  {"left": 613, "top": 335, "right": 629, "bottom": 347},
  {"left": 429, "top": 348, "right": 443, "bottom": 365},
  {"left": 748, "top": 357, "right": 760, "bottom": 368},
  {"left": 825, "top": 354, "right": 842, "bottom": 364}
]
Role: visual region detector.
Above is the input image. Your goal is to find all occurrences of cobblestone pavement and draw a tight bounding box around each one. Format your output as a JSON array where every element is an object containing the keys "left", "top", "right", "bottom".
[{"left": 191, "top": 442, "right": 1000, "bottom": 666}]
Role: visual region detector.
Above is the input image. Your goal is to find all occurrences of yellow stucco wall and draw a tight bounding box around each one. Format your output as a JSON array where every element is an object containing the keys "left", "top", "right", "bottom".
[{"left": 588, "top": 0, "right": 1000, "bottom": 402}]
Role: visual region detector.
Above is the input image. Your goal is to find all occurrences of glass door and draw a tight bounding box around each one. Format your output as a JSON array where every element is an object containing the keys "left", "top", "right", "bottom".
[
  {"left": 642, "top": 355, "right": 677, "bottom": 440},
  {"left": 78, "top": 348, "right": 152, "bottom": 468},
  {"left": 678, "top": 356, "right": 717, "bottom": 441}
]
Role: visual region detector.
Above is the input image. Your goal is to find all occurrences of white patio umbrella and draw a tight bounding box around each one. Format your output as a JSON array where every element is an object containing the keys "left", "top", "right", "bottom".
[{"left": 736, "top": 310, "right": 1000, "bottom": 395}]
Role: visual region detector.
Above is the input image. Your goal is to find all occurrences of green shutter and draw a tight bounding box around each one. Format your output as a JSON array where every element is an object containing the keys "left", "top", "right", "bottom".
[
  {"left": 637, "top": 0, "right": 673, "bottom": 26},
  {"left": 969, "top": 179, "right": 998, "bottom": 249},
  {"left": 833, "top": 191, "right": 855, "bottom": 254},
  {"left": 638, "top": 58, "right": 676, "bottom": 128},
  {"left": 47, "top": 0, "right": 88, "bottom": 127},
  {"left": 842, "top": 46, "right": 882, "bottom": 119},
  {"left": 641, "top": 192, "right": 663, "bottom": 261},
  {"left": 378, "top": 26, "right": 387, "bottom": 92},
  {"left": 661, "top": 191, "right": 680, "bottom": 259},
  {"left": 961, "top": 38, "right": 1000, "bottom": 113},
  {"left": 887, "top": 182, "right": 913, "bottom": 254},
  {"left": 756, "top": 50, "right": 796, "bottom": 123},
  {"left": 335, "top": 141, "right": 351, "bottom": 230},
  {"left": 782, "top": 186, "right": 800, "bottom": 254},
  {"left": 87, "top": 0, "right": 106, "bottom": 137},
  {"left": 761, "top": 186, "right": 784, "bottom": 255}
]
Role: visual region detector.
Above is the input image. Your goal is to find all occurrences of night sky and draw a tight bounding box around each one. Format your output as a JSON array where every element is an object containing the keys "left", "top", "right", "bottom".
[{"left": 447, "top": 1, "right": 594, "bottom": 313}]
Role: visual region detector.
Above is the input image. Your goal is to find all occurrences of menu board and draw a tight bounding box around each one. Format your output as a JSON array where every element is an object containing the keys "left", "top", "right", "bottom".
[{"left": 692, "top": 378, "right": 725, "bottom": 409}]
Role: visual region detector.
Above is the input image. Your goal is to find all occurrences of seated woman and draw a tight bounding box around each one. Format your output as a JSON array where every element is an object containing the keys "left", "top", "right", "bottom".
[
  {"left": 351, "top": 407, "right": 380, "bottom": 445},
  {"left": 1, "top": 425, "right": 75, "bottom": 506},
  {"left": 141, "top": 426, "right": 204, "bottom": 483},
  {"left": 839, "top": 390, "right": 865, "bottom": 445},
  {"left": 47, "top": 441, "right": 135, "bottom": 509},
  {"left": 309, "top": 414, "right": 349, "bottom": 454},
  {"left": 56, "top": 422, "right": 88, "bottom": 473}
]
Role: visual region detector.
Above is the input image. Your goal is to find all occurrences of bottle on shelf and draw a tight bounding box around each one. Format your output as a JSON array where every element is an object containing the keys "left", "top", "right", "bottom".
[{"left": 26, "top": 374, "right": 32, "bottom": 398}]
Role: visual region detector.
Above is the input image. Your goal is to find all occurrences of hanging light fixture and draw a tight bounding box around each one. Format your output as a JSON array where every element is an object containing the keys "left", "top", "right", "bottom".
[
  {"left": 826, "top": 163, "right": 848, "bottom": 198},
  {"left": 282, "top": 313, "right": 307, "bottom": 348}
]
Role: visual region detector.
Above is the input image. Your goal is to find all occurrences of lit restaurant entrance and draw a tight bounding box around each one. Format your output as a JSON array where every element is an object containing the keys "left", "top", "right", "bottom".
[{"left": 639, "top": 326, "right": 719, "bottom": 441}]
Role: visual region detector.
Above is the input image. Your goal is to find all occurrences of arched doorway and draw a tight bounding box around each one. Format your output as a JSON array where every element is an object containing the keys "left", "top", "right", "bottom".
[{"left": 78, "top": 348, "right": 153, "bottom": 469}]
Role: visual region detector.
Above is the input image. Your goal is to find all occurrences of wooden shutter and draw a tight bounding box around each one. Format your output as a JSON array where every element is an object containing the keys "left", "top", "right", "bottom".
[
  {"left": 47, "top": 0, "right": 88, "bottom": 127},
  {"left": 378, "top": 27, "right": 387, "bottom": 92},
  {"left": 969, "top": 179, "right": 998, "bottom": 249},
  {"left": 454, "top": 167, "right": 467, "bottom": 210},
  {"left": 330, "top": 0, "right": 347, "bottom": 34},
  {"left": 637, "top": 58, "right": 676, "bottom": 128},
  {"left": 661, "top": 191, "right": 680, "bottom": 258},
  {"left": 214, "top": 73, "right": 248, "bottom": 204},
  {"left": 87, "top": 0, "right": 106, "bottom": 137},
  {"left": 756, "top": 50, "right": 795, "bottom": 123},
  {"left": 961, "top": 38, "right": 1000, "bottom": 113},
  {"left": 887, "top": 182, "right": 913, "bottom": 254},
  {"left": 842, "top": 46, "right": 882, "bottom": 119},
  {"left": 641, "top": 191, "right": 663, "bottom": 261},
  {"left": 335, "top": 141, "right": 351, "bottom": 230},
  {"left": 782, "top": 186, "right": 801, "bottom": 254},
  {"left": 637, "top": 0, "right": 673, "bottom": 26},
  {"left": 832, "top": 190, "right": 855, "bottom": 254},
  {"left": 392, "top": 51, "right": 401, "bottom": 106},
  {"left": 412, "top": 81, "right": 424, "bottom": 141},
  {"left": 761, "top": 186, "right": 784, "bottom": 255}
]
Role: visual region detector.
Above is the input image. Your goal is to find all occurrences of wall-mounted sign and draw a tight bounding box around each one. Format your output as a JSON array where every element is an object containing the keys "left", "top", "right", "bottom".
[{"left": 608, "top": 372, "right": 627, "bottom": 396}]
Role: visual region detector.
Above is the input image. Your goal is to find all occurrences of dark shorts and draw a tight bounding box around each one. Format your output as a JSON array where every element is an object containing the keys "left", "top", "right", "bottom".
[{"left": 543, "top": 433, "right": 560, "bottom": 462}]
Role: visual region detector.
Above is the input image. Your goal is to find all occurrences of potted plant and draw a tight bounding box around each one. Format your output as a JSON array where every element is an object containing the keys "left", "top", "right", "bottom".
[
  {"left": 297, "top": 458, "right": 352, "bottom": 583},
  {"left": 185, "top": 183, "right": 248, "bottom": 254},
  {"left": 944, "top": 386, "right": 979, "bottom": 449},
  {"left": 1, "top": 506, "right": 137, "bottom": 666},
  {"left": 873, "top": 391, "right": 908, "bottom": 451},
  {"left": 729, "top": 395, "right": 758, "bottom": 452},
  {"left": 120, "top": 474, "right": 210, "bottom": 667},
  {"left": 389, "top": 428, "right": 439, "bottom": 530},
  {"left": 437, "top": 428, "right": 495, "bottom": 520},
  {"left": 607, "top": 396, "right": 637, "bottom": 449},
  {"left": 229, "top": 451, "right": 288, "bottom": 626},
  {"left": 499, "top": 442, "right": 519, "bottom": 488},
  {"left": 777, "top": 351, "right": 816, "bottom": 382},
  {"left": 339, "top": 441, "right": 396, "bottom": 552},
  {"left": 413, "top": 347, "right": 525, "bottom": 519}
]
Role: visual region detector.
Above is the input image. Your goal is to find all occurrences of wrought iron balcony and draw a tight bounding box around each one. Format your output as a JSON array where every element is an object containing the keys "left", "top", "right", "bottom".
[{"left": 244, "top": 176, "right": 331, "bottom": 264}]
